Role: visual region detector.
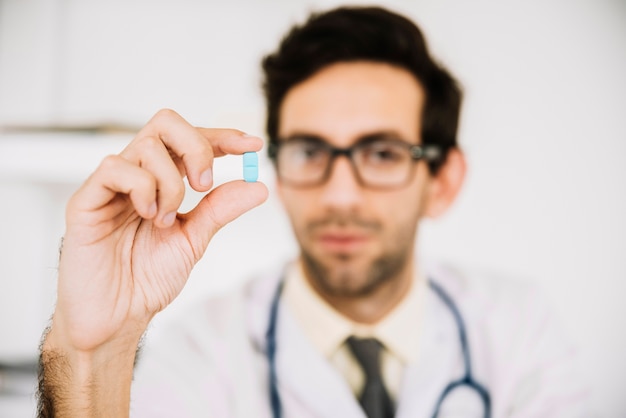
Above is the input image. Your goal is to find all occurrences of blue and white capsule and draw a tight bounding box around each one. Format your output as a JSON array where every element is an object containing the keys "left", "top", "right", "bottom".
[{"left": 243, "top": 152, "right": 258, "bottom": 182}]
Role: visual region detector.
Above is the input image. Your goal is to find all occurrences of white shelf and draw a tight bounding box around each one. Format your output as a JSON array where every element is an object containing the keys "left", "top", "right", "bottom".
[
  {"left": 0, "top": 133, "right": 132, "bottom": 184},
  {"left": 0, "top": 133, "right": 271, "bottom": 186}
]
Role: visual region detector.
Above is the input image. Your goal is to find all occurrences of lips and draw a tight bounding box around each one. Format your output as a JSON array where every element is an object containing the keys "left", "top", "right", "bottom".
[
  {"left": 316, "top": 231, "right": 371, "bottom": 253},
  {"left": 307, "top": 215, "right": 381, "bottom": 255}
]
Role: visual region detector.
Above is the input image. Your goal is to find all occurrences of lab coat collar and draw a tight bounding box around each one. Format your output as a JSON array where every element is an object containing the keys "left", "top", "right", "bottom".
[
  {"left": 395, "top": 273, "right": 464, "bottom": 417},
  {"left": 245, "top": 266, "right": 364, "bottom": 416},
  {"left": 276, "top": 301, "right": 367, "bottom": 417},
  {"left": 244, "top": 262, "right": 467, "bottom": 417}
]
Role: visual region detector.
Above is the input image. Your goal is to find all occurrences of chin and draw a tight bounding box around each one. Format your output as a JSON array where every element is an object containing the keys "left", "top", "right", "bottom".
[
  {"left": 305, "top": 255, "right": 385, "bottom": 298},
  {"left": 301, "top": 244, "right": 409, "bottom": 298}
]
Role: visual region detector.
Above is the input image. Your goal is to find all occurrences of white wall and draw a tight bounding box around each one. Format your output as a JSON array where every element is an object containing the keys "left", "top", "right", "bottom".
[{"left": 0, "top": 0, "right": 624, "bottom": 415}]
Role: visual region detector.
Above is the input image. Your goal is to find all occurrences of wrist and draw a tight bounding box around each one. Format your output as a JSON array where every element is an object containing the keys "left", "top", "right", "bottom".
[
  {"left": 47, "top": 307, "right": 149, "bottom": 353},
  {"left": 39, "top": 323, "right": 143, "bottom": 417}
]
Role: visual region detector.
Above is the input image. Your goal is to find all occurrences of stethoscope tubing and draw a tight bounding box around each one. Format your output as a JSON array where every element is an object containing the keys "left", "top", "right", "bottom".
[
  {"left": 266, "top": 279, "right": 284, "bottom": 418},
  {"left": 266, "top": 276, "right": 491, "bottom": 418},
  {"left": 428, "top": 280, "right": 491, "bottom": 418}
]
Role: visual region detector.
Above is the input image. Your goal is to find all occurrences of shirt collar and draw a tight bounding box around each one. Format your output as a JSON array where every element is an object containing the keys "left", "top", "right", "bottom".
[{"left": 283, "top": 259, "right": 425, "bottom": 365}]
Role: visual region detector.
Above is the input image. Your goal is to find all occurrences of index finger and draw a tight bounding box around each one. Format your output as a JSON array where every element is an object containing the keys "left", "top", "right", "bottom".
[
  {"left": 196, "top": 128, "right": 264, "bottom": 157},
  {"left": 126, "top": 109, "right": 263, "bottom": 192}
]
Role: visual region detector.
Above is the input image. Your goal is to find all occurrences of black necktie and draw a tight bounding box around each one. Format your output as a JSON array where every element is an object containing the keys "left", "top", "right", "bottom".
[{"left": 346, "top": 336, "right": 395, "bottom": 418}]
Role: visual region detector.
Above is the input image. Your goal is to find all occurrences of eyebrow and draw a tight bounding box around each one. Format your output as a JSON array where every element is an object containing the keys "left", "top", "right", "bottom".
[{"left": 278, "top": 130, "right": 416, "bottom": 145}]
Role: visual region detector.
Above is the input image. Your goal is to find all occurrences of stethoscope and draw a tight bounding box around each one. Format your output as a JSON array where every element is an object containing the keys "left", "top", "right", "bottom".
[{"left": 265, "top": 277, "right": 491, "bottom": 418}]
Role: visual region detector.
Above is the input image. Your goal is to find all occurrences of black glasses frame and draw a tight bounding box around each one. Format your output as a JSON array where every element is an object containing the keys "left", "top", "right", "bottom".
[{"left": 268, "top": 138, "right": 443, "bottom": 190}]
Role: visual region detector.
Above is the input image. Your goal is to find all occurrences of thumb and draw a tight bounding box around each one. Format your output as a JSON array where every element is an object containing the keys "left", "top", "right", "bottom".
[{"left": 182, "top": 180, "right": 269, "bottom": 254}]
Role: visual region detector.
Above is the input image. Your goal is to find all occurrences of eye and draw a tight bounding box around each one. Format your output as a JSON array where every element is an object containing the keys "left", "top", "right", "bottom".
[
  {"left": 361, "top": 141, "right": 407, "bottom": 165},
  {"left": 288, "top": 140, "right": 328, "bottom": 164}
]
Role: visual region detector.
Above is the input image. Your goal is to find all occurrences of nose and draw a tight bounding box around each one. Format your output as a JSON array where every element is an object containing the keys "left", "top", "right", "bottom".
[{"left": 319, "top": 154, "right": 364, "bottom": 208}]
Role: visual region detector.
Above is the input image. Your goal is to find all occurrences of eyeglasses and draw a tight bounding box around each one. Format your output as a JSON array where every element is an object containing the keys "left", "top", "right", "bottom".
[{"left": 268, "top": 136, "right": 442, "bottom": 189}]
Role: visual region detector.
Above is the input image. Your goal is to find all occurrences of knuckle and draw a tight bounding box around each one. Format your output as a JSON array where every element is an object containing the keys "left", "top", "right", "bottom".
[
  {"left": 195, "top": 138, "right": 213, "bottom": 156},
  {"left": 137, "top": 135, "right": 163, "bottom": 153},
  {"left": 153, "top": 108, "right": 180, "bottom": 123},
  {"left": 99, "top": 154, "right": 121, "bottom": 170},
  {"left": 137, "top": 171, "right": 157, "bottom": 191},
  {"left": 159, "top": 181, "right": 185, "bottom": 207}
]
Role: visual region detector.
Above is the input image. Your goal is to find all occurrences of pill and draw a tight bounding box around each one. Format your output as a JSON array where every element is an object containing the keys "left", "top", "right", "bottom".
[{"left": 243, "top": 152, "right": 258, "bottom": 182}]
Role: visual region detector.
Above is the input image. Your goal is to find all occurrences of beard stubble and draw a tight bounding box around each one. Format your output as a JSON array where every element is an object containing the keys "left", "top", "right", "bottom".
[{"left": 299, "top": 212, "right": 416, "bottom": 298}]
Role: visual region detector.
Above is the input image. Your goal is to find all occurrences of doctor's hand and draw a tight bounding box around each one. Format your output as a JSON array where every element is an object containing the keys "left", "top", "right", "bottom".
[
  {"left": 39, "top": 109, "right": 268, "bottom": 417},
  {"left": 52, "top": 109, "right": 267, "bottom": 350}
]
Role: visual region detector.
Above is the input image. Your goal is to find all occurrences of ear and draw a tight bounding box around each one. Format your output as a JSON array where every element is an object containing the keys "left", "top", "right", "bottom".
[{"left": 424, "top": 148, "right": 466, "bottom": 218}]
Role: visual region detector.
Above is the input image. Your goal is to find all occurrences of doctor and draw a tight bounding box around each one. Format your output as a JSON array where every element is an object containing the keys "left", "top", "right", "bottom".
[{"left": 38, "top": 6, "right": 589, "bottom": 418}]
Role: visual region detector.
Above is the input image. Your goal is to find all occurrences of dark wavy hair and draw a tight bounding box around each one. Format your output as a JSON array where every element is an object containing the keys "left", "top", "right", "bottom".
[{"left": 261, "top": 6, "right": 462, "bottom": 173}]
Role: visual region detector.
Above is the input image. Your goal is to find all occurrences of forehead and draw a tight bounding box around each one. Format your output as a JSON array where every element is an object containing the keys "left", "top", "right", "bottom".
[{"left": 278, "top": 61, "right": 426, "bottom": 145}]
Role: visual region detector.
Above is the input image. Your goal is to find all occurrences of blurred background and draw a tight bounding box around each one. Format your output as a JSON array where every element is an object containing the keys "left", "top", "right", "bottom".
[{"left": 0, "top": 0, "right": 624, "bottom": 416}]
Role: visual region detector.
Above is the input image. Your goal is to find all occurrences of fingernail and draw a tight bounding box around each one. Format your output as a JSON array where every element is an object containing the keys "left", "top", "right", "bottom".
[
  {"left": 163, "top": 212, "right": 176, "bottom": 226},
  {"left": 200, "top": 168, "right": 213, "bottom": 187},
  {"left": 242, "top": 133, "right": 261, "bottom": 139}
]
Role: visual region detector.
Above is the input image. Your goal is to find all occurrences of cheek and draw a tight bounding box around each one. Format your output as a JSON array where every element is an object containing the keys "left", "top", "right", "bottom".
[
  {"left": 378, "top": 184, "right": 430, "bottom": 235},
  {"left": 385, "top": 195, "right": 421, "bottom": 229}
]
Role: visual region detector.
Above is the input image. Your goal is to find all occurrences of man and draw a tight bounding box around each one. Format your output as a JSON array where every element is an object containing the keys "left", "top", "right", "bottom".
[{"left": 38, "top": 6, "right": 588, "bottom": 418}]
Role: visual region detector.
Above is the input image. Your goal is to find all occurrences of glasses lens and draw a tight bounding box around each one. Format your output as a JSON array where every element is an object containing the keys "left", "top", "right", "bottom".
[
  {"left": 277, "top": 139, "right": 330, "bottom": 186},
  {"left": 274, "top": 138, "right": 419, "bottom": 188},
  {"left": 353, "top": 140, "right": 413, "bottom": 187}
]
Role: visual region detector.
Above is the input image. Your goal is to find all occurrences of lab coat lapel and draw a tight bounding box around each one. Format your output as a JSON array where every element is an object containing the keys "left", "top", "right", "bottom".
[
  {"left": 245, "top": 270, "right": 466, "bottom": 418},
  {"left": 276, "top": 302, "right": 366, "bottom": 418},
  {"left": 395, "top": 282, "right": 464, "bottom": 418}
]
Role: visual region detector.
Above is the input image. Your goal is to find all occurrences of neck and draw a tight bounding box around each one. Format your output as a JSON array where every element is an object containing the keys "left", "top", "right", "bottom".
[{"left": 302, "top": 257, "right": 414, "bottom": 324}]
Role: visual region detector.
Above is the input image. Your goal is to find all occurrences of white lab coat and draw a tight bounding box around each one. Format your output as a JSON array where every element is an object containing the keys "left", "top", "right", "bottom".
[{"left": 130, "top": 262, "right": 590, "bottom": 417}]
